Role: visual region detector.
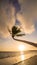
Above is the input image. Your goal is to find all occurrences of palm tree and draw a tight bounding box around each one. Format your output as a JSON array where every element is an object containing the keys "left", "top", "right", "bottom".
[{"left": 8, "top": 26, "right": 37, "bottom": 47}]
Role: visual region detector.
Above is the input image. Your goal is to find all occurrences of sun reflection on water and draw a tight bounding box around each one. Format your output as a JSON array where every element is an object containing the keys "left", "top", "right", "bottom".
[
  {"left": 18, "top": 44, "right": 26, "bottom": 61},
  {"left": 20, "top": 55, "right": 25, "bottom": 61}
]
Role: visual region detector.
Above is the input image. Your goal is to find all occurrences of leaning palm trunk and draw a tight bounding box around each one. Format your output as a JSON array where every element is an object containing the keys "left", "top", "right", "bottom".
[
  {"left": 13, "top": 37, "right": 37, "bottom": 47},
  {"left": 8, "top": 26, "right": 37, "bottom": 47}
]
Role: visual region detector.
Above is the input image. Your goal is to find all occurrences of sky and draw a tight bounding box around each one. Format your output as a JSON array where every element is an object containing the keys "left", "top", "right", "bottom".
[{"left": 0, "top": 0, "right": 37, "bottom": 51}]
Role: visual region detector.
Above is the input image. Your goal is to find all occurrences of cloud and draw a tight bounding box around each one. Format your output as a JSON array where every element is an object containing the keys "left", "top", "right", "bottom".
[
  {"left": 0, "top": 0, "right": 21, "bottom": 38},
  {"left": 0, "top": 1, "right": 15, "bottom": 37},
  {"left": 9, "top": 0, "right": 21, "bottom": 13},
  {"left": 16, "top": 0, "right": 37, "bottom": 34},
  {"left": 0, "top": 0, "right": 37, "bottom": 38},
  {"left": 17, "top": 13, "right": 35, "bottom": 34}
]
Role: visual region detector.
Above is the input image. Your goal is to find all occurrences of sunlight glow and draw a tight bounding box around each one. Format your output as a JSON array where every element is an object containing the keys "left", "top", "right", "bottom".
[
  {"left": 18, "top": 44, "right": 25, "bottom": 51},
  {"left": 20, "top": 55, "right": 25, "bottom": 61}
]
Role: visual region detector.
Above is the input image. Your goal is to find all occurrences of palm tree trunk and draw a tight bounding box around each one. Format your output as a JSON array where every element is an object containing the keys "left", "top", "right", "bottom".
[{"left": 13, "top": 37, "right": 37, "bottom": 47}]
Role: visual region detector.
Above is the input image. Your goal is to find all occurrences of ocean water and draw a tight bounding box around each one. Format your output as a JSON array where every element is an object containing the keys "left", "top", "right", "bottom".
[{"left": 0, "top": 50, "right": 37, "bottom": 65}]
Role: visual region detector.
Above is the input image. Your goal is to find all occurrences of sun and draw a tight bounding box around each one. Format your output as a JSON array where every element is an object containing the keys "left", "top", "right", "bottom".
[{"left": 18, "top": 44, "right": 25, "bottom": 51}]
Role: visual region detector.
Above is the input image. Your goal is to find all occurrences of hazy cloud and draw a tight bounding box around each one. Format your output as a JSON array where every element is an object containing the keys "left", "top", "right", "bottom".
[
  {"left": 17, "top": 13, "right": 35, "bottom": 34},
  {"left": 0, "top": 0, "right": 37, "bottom": 37},
  {"left": 17, "top": 0, "right": 37, "bottom": 34},
  {"left": 0, "top": 0, "right": 21, "bottom": 37},
  {"left": 0, "top": 0, "right": 16, "bottom": 37}
]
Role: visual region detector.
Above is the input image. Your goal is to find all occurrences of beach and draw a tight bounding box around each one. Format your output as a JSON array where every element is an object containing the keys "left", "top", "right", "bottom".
[{"left": 0, "top": 50, "right": 37, "bottom": 65}]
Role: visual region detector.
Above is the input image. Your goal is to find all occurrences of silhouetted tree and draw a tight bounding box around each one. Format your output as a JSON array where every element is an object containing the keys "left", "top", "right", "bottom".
[{"left": 8, "top": 26, "right": 37, "bottom": 47}]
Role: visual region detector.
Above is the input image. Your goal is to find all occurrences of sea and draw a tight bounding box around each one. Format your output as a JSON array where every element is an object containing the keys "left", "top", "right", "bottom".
[{"left": 0, "top": 50, "right": 37, "bottom": 65}]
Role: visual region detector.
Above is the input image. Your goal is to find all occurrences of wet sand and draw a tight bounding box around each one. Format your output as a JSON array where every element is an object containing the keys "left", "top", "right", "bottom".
[{"left": 14, "top": 55, "right": 37, "bottom": 65}]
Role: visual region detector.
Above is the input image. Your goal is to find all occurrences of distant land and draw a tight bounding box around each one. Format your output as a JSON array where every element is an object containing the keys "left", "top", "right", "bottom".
[{"left": 0, "top": 50, "right": 37, "bottom": 52}]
